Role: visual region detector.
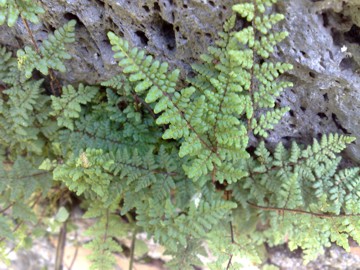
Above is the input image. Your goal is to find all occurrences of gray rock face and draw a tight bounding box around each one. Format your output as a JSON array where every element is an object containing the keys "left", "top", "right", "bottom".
[
  {"left": 273, "top": 0, "right": 360, "bottom": 162},
  {"left": 1, "top": 0, "right": 360, "bottom": 161}
]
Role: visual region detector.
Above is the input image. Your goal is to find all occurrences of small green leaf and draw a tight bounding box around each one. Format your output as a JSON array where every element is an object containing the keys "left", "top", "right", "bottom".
[
  {"left": 39, "top": 159, "right": 52, "bottom": 170},
  {"left": 55, "top": 207, "right": 70, "bottom": 222},
  {"left": 134, "top": 239, "right": 149, "bottom": 257}
]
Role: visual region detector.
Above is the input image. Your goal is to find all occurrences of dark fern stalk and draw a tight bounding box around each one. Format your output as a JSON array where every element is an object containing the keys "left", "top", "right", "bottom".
[{"left": 20, "top": 16, "right": 61, "bottom": 96}]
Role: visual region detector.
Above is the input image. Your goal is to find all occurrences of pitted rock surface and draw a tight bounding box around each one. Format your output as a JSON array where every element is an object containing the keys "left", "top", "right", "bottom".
[
  {"left": 1, "top": 0, "right": 360, "bottom": 161},
  {"left": 272, "top": 0, "right": 360, "bottom": 162}
]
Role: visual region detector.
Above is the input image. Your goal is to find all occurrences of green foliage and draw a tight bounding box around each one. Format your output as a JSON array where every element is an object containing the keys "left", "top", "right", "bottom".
[
  {"left": 0, "top": 46, "right": 26, "bottom": 85},
  {"left": 0, "top": 17, "right": 78, "bottom": 266},
  {"left": 17, "top": 20, "right": 76, "bottom": 78},
  {"left": 83, "top": 203, "right": 126, "bottom": 270},
  {"left": 50, "top": 84, "right": 98, "bottom": 130},
  {"left": 1, "top": 0, "right": 360, "bottom": 270},
  {"left": 0, "top": 0, "right": 44, "bottom": 27},
  {"left": 230, "top": 134, "right": 360, "bottom": 263},
  {"left": 107, "top": 0, "right": 294, "bottom": 183}
]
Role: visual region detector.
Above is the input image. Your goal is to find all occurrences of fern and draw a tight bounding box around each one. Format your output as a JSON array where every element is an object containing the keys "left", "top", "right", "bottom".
[
  {"left": 2, "top": 0, "right": 360, "bottom": 269},
  {"left": 0, "top": 47, "right": 27, "bottom": 87},
  {"left": 105, "top": 0, "right": 360, "bottom": 268},
  {"left": 107, "top": 0, "right": 293, "bottom": 184},
  {"left": 0, "top": 52, "right": 54, "bottom": 156},
  {"left": 83, "top": 202, "right": 126, "bottom": 270},
  {"left": 0, "top": 156, "right": 52, "bottom": 263},
  {"left": 230, "top": 134, "right": 360, "bottom": 263},
  {"left": 0, "top": 0, "right": 44, "bottom": 27},
  {"left": 17, "top": 20, "right": 76, "bottom": 78},
  {"left": 50, "top": 84, "right": 98, "bottom": 130}
]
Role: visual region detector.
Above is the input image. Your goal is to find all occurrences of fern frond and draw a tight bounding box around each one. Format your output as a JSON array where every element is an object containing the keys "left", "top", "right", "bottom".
[
  {"left": 0, "top": 157, "right": 52, "bottom": 200},
  {"left": 50, "top": 84, "right": 98, "bottom": 130},
  {"left": 252, "top": 107, "right": 290, "bottom": 137},
  {"left": 53, "top": 149, "right": 114, "bottom": 200},
  {"left": 0, "top": 0, "right": 44, "bottom": 27},
  {"left": 83, "top": 205, "right": 125, "bottom": 270},
  {"left": 17, "top": 20, "right": 76, "bottom": 78},
  {"left": 0, "top": 46, "right": 26, "bottom": 85},
  {"left": 0, "top": 79, "right": 52, "bottom": 155}
]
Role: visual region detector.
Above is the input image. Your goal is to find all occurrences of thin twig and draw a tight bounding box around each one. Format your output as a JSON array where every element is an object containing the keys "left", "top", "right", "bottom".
[
  {"left": 226, "top": 254, "right": 233, "bottom": 270},
  {"left": 247, "top": 201, "right": 360, "bottom": 218},
  {"left": 55, "top": 220, "right": 68, "bottom": 270},
  {"left": 226, "top": 192, "right": 234, "bottom": 270},
  {"left": 21, "top": 16, "right": 61, "bottom": 96},
  {"left": 0, "top": 203, "right": 14, "bottom": 214},
  {"left": 129, "top": 229, "right": 137, "bottom": 270},
  {"left": 132, "top": 93, "right": 157, "bottom": 120},
  {"left": 211, "top": 164, "right": 217, "bottom": 184},
  {"left": 21, "top": 17, "right": 40, "bottom": 53},
  {"left": 67, "top": 229, "right": 79, "bottom": 270},
  {"left": 226, "top": 221, "right": 234, "bottom": 270}
]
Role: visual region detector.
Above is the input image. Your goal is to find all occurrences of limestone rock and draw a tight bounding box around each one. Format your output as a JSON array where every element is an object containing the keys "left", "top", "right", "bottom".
[{"left": 1, "top": 0, "right": 360, "bottom": 161}]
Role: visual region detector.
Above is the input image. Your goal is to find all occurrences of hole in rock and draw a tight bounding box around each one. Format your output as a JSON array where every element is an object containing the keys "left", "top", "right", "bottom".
[
  {"left": 64, "top": 13, "right": 84, "bottom": 28},
  {"left": 345, "top": 24, "right": 360, "bottom": 44},
  {"left": 135, "top": 30, "right": 149, "bottom": 45},
  {"left": 45, "top": 23, "right": 56, "bottom": 32},
  {"left": 330, "top": 28, "right": 342, "bottom": 46},
  {"left": 317, "top": 112, "right": 327, "bottom": 119},
  {"left": 309, "top": 71, "right": 316, "bottom": 78},
  {"left": 282, "top": 136, "right": 293, "bottom": 142},
  {"left": 92, "top": 0, "right": 104, "bottom": 8},
  {"left": 321, "top": 12, "right": 329, "bottom": 27},
  {"left": 340, "top": 57, "right": 358, "bottom": 71},
  {"left": 142, "top": 5, "right": 150, "bottom": 12},
  {"left": 331, "top": 113, "right": 351, "bottom": 134},
  {"left": 155, "top": 17, "right": 176, "bottom": 51},
  {"left": 154, "top": 2, "right": 161, "bottom": 11}
]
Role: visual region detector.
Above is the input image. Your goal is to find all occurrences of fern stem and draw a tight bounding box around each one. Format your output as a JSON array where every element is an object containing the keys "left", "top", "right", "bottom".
[
  {"left": 226, "top": 191, "right": 235, "bottom": 270},
  {"left": 246, "top": 0, "right": 258, "bottom": 135},
  {"left": 132, "top": 92, "right": 157, "bottom": 120},
  {"left": 0, "top": 202, "right": 14, "bottom": 214},
  {"left": 226, "top": 254, "right": 233, "bottom": 270},
  {"left": 128, "top": 228, "right": 137, "bottom": 270},
  {"left": 226, "top": 221, "right": 235, "bottom": 270},
  {"left": 21, "top": 16, "right": 61, "bottom": 96},
  {"left": 21, "top": 16, "right": 40, "bottom": 53},
  {"left": 68, "top": 229, "right": 79, "bottom": 270},
  {"left": 247, "top": 201, "right": 360, "bottom": 218},
  {"left": 55, "top": 220, "right": 67, "bottom": 270}
]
